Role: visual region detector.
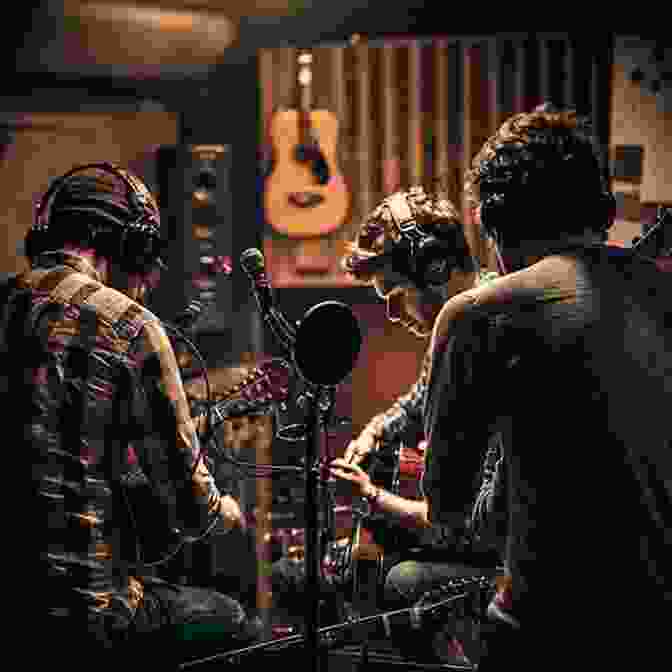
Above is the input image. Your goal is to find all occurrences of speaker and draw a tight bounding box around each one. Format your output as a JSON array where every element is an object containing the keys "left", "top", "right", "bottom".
[{"left": 152, "top": 144, "right": 233, "bottom": 336}]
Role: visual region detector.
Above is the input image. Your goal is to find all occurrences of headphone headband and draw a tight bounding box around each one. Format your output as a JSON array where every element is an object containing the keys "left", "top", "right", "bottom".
[
  {"left": 28, "top": 162, "right": 164, "bottom": 272},
  {"left": 385, "top": 188, "right": 469, "bottom": 287},
  {"left": 34, "top": 162, "right": 160, "bottom": 234}
]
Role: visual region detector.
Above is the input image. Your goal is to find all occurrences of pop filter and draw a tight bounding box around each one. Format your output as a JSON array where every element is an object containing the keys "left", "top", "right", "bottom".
[{"left": 293, "top": 300, "right": 361, "bottom": 386}]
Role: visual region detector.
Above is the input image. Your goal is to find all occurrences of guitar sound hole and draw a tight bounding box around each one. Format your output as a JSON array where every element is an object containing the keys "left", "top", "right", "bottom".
[
  {"left": 294, "top": 145, "right": 331, "bottom": 185},
  {"left": 288, "top": 192, "right": 325, "bottom": 208}
]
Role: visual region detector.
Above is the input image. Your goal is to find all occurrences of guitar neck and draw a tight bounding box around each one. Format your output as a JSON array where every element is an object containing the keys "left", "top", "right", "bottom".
[
  {"left": 190, "top": 359, "right": 290, "bottom": 431},
  {"left": 297, "top": 50, "right": 314, "bottom": 146}
]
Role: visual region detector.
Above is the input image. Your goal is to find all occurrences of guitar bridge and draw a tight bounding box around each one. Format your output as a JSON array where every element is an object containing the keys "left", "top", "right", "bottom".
[{"left": 288, "top": 192, "right": 325, "bottom": 208}]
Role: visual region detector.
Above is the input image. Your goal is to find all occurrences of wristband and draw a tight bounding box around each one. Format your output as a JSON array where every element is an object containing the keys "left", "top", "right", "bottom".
[{"left": 364, "top": 486, "right": 383, "bottom": 509}]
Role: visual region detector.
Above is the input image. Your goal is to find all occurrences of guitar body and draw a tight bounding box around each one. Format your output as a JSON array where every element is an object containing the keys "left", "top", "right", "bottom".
[
  {"left": 348, "top": 440, "right": 428, "bottom": 608},
  {"left": 265, "top": 109, "right": 350, "bottom": 238},
  {"left": 122, "top": 358, "right": 291, "bottom": 568},
  {"left": 349, "top": 521, "right": 385, "bottom": 615}
]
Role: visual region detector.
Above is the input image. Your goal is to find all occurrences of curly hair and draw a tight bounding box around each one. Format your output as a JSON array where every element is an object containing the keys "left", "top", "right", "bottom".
[
  {"left": 465, "top": 108, "right": 610, "bottom": 241},
  {"left": 342, "top": 186, "right": 469, "bottom": 283}
]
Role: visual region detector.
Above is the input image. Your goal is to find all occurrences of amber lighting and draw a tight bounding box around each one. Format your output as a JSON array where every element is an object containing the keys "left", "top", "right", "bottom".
[
  {"left": 61, "top": 1, "right": 237, "bottom": 70},
  {"left": 77, "top": 3, "right": 198, "bottom": 32}
]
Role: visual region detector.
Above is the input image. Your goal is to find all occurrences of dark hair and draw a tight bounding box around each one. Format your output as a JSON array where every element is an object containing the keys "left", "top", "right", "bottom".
[{"left": 466, "top": 108, "right": 612, "bottom": 243}]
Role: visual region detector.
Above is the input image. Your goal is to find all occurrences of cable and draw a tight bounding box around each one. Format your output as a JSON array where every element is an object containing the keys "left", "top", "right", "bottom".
[{"left": 160, "top": 320, "right": 213, "bottom": 476}]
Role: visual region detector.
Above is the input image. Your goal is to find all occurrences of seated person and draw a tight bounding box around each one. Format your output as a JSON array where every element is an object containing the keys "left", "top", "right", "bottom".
[
  {"left": 4, "top": 163, "right": 261, "bottom": 669},
  {"left": 273, "top": 186, "right": 503, "bottom": 664}
]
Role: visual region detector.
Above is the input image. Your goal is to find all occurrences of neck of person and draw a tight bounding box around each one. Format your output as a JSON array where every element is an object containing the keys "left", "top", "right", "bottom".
[
  {"left": 61, "top": 244, "right": 149, "bottom": 304},
  {"left": 61, "top": 244, "right": 109, "bottom": 279},
  {"left": 498, "top": 230, "right": 605, "bottom": 273}
]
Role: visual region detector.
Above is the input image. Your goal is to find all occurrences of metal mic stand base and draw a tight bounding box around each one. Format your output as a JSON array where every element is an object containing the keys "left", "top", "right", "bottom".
[
  {"left": 178, "top": 591, "right": 480, "bottom": 671},
  {"left": 177, "top": 618, "right": 475, "bottom": 672}
]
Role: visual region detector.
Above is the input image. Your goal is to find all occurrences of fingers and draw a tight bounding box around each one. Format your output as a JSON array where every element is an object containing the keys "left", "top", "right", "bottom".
[
  {"left": 344, "top": 440, "right": 361, "bottom": 463},
  {"left": 344, "top": 434, "right": 375, "bottom": 464},
  {"left": 331, "top": 457, "right": 360, "bottom": 472},
  {"left": 329, "top": 459, "right": 360, "bottom": 482}
]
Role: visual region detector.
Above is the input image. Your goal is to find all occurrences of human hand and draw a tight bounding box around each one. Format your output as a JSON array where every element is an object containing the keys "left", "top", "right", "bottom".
[
  {"left": 329, "top": 458, "right": 375, "bottom": 498},
  {"left": 343, "top": 429, "right": 378, "bottom": 465},
  {"left": 219, "top": 494, "right": 243, "bottom": 531}
]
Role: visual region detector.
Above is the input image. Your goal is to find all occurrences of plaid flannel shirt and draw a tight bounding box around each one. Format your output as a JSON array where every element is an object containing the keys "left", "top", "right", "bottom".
[{"left": 8, "top": 252, "right": 222, "bottom": 626}]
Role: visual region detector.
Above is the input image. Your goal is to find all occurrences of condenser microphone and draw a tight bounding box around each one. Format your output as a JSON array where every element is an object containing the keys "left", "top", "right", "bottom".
[{"left": 240, "top": 248, "right": 296, "bottom": 349}]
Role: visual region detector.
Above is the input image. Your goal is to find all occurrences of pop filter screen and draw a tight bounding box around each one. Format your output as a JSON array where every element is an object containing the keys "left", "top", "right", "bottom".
[{"left": 293, "top": 301, "right": 361, "bottom": 386}]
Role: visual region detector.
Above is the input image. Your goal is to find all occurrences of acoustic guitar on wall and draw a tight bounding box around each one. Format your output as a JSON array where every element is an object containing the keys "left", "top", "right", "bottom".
[{"left": 264, "top": 50, "right": 350, "bottom": 239}]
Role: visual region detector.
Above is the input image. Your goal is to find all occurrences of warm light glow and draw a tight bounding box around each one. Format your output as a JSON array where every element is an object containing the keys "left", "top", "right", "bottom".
[
  {"left": 75, "top": 3, "right": 212, "bottom": 34},
  {"left": 62, "top": 1, "right": 237, "bottom": 73}
]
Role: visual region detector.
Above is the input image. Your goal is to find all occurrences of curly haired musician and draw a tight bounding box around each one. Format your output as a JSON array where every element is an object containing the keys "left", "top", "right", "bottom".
[
  {"left": 329, "top": 186, "right": 505, "bottom": 663},
  {"left": 0, "top": 165, "right": 261, "bottom": 669},
  {"left": 423, "top": 107, "right": 672, "bottom": 670}
]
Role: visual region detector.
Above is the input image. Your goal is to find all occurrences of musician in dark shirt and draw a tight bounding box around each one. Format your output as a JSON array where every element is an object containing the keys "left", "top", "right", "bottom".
[{"left": 423, "top": 107, "right": 672, "bottom": 670}]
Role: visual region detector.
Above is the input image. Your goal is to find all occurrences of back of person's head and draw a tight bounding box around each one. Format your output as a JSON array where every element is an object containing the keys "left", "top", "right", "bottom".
[
  {"left": 342, "top": 185, "right": 474, "bottom": 288},
  {"left": 465, "top": 105, "right": 614, "bottom": 247},
  {"left": 25, "top": 163, "right": 164, "bottom": 274}
]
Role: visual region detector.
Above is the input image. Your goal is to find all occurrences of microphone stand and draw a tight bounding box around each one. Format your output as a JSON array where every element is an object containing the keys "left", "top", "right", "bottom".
[
  {"left": 302, "top": 384, "right": 323, "bottom": 672},
  {"left": 236, "top": 281, "right": 359, "bottom": 672},
  {"left": 298, "top": 383, "right": 339, "bottom": 672},
  {"left": 254, "top": 317, "right": 334, "bottom": 672}
]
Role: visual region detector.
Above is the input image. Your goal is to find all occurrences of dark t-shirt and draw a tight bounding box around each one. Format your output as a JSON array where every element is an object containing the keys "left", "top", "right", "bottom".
[{"left": 423, "top": 246, "right": 672, "bottom": 629}]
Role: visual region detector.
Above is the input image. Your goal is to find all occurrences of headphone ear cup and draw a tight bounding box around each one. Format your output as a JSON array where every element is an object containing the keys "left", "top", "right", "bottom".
[
  {"left": 118, "top": 228, "right": 159, "bottom": 273},
  {"left": 24, "top": 227, "right": 47, "bottom": 263},
  {"left": 414, "top": 237, "right": 454, "bottom": 287},
  {"left": 390, "top": 236, "right": 414, "bottom": 278},
  {"left": 479, "top": 194, "right": 506, "bottom": 239}
]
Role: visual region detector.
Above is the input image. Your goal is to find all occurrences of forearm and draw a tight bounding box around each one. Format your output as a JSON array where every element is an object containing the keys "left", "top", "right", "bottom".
[
  {"left": 138, "top": 322, "right": 224, "bottom": 528},
  {"left": 362, "top": 482, "right": 431, "bottom": 529}
]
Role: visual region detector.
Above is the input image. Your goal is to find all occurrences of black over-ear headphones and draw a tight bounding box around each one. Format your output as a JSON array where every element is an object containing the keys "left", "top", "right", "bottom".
[
  {"left": 384, "top": 190, "right": 469, "bottom": 289},
  {"left": 27, "top": 162, "right": 164, "bottom": 273}
]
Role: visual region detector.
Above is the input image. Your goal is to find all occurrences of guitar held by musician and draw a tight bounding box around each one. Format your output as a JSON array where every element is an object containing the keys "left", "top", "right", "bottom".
[{"left": 122, "top": 357, "right": 292, "bottom": 567}]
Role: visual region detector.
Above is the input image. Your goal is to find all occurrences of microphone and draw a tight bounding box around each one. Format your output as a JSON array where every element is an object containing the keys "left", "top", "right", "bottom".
[{"left": 240, "top": 248, "right": 296, "bottom": 350}]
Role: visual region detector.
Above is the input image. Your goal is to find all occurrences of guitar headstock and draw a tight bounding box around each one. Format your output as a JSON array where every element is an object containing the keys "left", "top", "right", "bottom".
[
  {"left": 210, "top": 358, "right": 292, "bottom": 425},
  {"left": 416, "top": 574, "right": 495, "bottom": 622},
  {"left": 228, "top": 357, "right": 292, "bottom": 404}
]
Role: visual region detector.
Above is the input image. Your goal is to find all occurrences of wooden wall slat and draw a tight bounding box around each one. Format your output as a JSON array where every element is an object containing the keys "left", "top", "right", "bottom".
[
  {"left": 407, "top": 41, "right": 424, "bottom": 186},
  {"left": 433, "top": 39, "right": 450, "bottom": 193},
  {"left": 354, "top": 42, "right": 374, "bottom": 220},
  {"left": 462, "top": 42, "right": 491, "bottom": 263},
  {"left": 381, "top": 44, "right": 401, "bottom": 194}
]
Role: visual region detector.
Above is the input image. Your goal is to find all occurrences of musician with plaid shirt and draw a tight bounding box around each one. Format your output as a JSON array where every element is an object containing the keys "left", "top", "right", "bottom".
[{"left": 2, "top": 164, "right": 260, "bottom": 669}]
